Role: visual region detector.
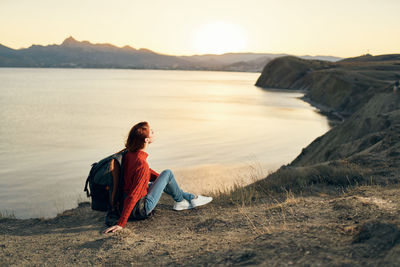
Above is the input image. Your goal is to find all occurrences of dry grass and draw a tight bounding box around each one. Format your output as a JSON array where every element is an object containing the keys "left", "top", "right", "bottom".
[
  {"left": 255, "top": 160, "right": 370, "bottom": 193},
  {"left": 212, "top": 159, "right": 371, "bottom": 208},
  {"left": 209, "top": 162, "right": 266, "bottom": 206},
  {"left": 206, "top": 159, "right": 385, "bottom": 244},
  {"left": 0, "top": 210, "right": 16, "bottom": 219}
]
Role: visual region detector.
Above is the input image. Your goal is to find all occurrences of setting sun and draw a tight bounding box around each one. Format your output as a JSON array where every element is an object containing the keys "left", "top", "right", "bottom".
[{"left": 192, "top": 22, "right": 247, "bottom": 55}]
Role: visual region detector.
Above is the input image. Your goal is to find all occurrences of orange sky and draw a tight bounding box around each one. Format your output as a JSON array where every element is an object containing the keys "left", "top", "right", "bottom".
[{"left": 0, "top": 0, "right": 399, "bottom": 57}]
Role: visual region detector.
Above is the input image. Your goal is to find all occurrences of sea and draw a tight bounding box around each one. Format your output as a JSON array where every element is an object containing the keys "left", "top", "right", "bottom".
[{"left": 0, "top": 68, "right": 331, "bottom": 218}]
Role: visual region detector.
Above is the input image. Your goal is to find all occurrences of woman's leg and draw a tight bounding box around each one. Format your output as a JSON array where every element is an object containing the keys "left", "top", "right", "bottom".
[{"left": 144, "top": 169, "right": 194, "bottom": 214}]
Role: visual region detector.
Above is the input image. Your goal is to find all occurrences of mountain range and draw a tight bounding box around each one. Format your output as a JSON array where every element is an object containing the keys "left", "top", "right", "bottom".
[{"left": 0, "top": 36, "right": 342, "bottom": 72}]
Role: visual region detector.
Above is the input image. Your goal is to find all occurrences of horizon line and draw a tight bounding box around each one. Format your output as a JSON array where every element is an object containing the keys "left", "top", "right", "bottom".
[{"left": 0, "top": 36, "right": 348, "bottom": 59}]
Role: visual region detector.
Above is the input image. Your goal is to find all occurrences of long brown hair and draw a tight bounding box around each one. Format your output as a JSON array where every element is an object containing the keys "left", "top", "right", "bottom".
[{"left": 125, "top": 121, "right": 150, "bottom": 152}]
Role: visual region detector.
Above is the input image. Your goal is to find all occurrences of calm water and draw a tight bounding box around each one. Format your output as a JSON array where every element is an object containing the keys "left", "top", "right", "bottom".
[{"left": 0, "top": 68, "right": 330, "bottom": 218}]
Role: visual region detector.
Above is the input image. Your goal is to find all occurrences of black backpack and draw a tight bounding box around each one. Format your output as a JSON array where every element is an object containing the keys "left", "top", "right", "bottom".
[{"left": 84, "top": 150, "right": 127, "bottom": 214}]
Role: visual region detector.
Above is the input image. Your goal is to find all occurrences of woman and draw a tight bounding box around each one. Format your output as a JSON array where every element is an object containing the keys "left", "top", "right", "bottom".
[{"left": 104, "top": 121, "right": 212, "bottom": 233}]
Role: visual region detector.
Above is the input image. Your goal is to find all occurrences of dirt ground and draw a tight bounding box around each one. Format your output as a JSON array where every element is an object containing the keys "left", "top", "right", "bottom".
[{"left": 1, "top": 184, "right": 399, "bottom": 266}]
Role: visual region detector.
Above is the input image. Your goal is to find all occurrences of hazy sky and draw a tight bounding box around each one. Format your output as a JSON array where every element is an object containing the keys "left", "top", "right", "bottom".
[{"left": 0, "top": 0, "right": 399, "bottom": 57}]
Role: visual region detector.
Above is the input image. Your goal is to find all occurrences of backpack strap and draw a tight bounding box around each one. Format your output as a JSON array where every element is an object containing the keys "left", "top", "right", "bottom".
[
  {"left": 115, "top": 150, "right": 127, "bottom": 212},
  {"left": 84, "top": 162, "right": 98, "bottom": 197},
  {"left": 84, "top": 176, "right": 90, "bottom": 197}
]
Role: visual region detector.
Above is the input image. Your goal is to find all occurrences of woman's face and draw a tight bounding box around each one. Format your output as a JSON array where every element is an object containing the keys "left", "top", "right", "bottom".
[{"left": 147, "top": 128, "right": 155, "bottom": 144}]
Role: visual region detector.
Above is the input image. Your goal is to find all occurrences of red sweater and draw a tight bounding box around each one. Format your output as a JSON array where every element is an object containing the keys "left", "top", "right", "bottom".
[{"left": 117, "top": 150, "right": 159, "bottom": 227}]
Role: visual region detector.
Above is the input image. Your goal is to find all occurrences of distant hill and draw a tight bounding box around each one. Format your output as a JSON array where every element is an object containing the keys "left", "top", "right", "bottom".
[
  {"left": 0, "top": 37, "right": 341, "bottom": 72},
  {"left": 0, "top": 36, "right": 193, "bottom": 69}
]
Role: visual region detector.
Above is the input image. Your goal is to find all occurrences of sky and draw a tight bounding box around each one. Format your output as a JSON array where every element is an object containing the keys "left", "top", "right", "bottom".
[{"left": 0, "top": 0, "right": 399, "bottom": 57}]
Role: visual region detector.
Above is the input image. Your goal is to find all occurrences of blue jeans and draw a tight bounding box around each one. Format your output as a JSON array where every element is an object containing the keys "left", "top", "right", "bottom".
[{"left": 144, "top": 169, "right": 194, "bottom": 215}]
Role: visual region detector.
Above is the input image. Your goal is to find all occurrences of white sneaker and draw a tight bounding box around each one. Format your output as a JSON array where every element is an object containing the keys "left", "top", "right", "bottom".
[
  {"left": 190, "top": 195, "right": 213, "bottom": 208},
  {"left": 173, "top": 199, "right": 193, "bottom": 211}
]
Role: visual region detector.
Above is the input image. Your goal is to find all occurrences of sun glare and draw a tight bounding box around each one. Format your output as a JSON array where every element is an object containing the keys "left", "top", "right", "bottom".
[{"left": 192, "top": 22, "right": 247, "bottom": 55}]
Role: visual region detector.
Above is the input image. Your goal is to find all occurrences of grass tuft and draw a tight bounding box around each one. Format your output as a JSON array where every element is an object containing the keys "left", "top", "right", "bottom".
[
  {"left": 0, "top": 210, "right": 16, "bottom": 219},
  {"left": 255, "top": 160, "right": 369, "bottom": 194},
  {"left": 214, "top": 160, "right": 370, "bottom": 206}
]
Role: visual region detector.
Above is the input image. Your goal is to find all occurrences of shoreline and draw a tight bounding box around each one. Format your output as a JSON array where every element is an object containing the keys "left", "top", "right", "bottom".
[
  {"left": 300, "top": 95, "right": 347, "bottom": 122},
  {"left": 0, "top": 66, "right": 262, "bottom": 74},
  {"left": 254, "top": 85, "right": 346, "bottom": 123}
]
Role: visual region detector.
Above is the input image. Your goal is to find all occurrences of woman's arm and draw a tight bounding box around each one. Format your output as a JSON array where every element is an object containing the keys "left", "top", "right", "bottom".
[
  {"left": 103, "top": 225, "right": 122, "bottom": 233},
  {"left": 110, "top": 159, "right": 120, "bottom": 207},
  {"left": 117, "top": 164, "right": 150, "bottom": 228}
]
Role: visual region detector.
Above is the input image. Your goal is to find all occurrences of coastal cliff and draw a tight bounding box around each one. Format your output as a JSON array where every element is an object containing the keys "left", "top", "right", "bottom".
[
  {"left": 256, "top": 55, "right": 400, "bottom": 116},
  {"left": 291, "top": 92, "right": 400, "bottom": 174},
  {"left": 255, "top": 55, "right": 400, "bottom": 183},
  {"left": 254, "top": 55, "right": 400, "bottom": 194}
]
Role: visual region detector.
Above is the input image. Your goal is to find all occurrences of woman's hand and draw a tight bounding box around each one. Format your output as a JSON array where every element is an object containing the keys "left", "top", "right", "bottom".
[{"left": 103, "top": 225, "right": 123, "bottom": 234}]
